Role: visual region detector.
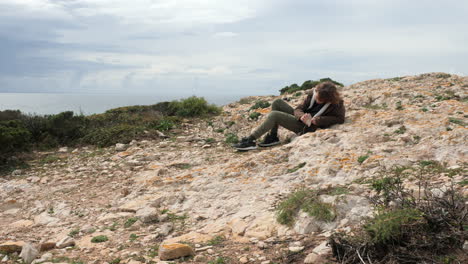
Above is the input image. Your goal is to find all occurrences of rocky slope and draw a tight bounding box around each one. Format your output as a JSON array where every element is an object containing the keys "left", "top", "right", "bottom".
[{"left": 1, "top": 72, "right": 467, "bottom": 264}]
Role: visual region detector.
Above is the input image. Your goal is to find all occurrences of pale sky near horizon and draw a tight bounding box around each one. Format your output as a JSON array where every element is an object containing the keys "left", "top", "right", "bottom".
[{"left": 1, "top": 0, "right": 467, "bottom": 96}]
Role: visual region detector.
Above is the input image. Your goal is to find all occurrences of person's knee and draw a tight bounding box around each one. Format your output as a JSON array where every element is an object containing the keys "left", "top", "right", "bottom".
[
  {"left": 267, "top": 110, "right": 281, "bottom": 121},
  {"left": 271, "top": 99, "right": 284, "bottom": 110}
]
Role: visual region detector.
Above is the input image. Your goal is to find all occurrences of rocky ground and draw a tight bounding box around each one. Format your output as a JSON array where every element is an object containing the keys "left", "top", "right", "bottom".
[{"left": 1, "top": 72, "right": 467, "bottom": 264}]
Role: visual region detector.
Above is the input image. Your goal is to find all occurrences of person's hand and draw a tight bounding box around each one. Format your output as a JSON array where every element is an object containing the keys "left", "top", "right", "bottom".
[
  {"left": 300, "top": 113, "right": 312, "bottom": 126},
  {"left": 310, "top": 117, "right": 318, "bottom": 126}
]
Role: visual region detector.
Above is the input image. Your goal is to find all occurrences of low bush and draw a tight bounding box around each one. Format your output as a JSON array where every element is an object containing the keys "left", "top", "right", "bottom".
[
  {"left": 329, "top": 164, "right": 467, "bottom": 264},
  {"left": 279, "top": 78, "right": 344, "bottom": 95},
  {"left": 0, "top": 120, "right": 31, "bottom": 153},
  {"left": 276, "top": 189, "right": 336, "bottom": 226},
  {"left": 0, "top": 96, "right": 222, "bottom": 171},
  {"left": 250, "top": 100, "right": 271, "bottom": 110},
  {"left": 168, "top": 96, "right": 221, "bottom": 117}
]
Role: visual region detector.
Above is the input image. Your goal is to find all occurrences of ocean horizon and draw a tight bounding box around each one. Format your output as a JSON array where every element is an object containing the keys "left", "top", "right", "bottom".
[{"left": 0, "top": 92, "right": 255, "bottom": 116}]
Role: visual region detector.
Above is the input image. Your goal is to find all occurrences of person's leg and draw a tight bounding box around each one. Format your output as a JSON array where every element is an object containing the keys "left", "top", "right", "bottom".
[
  {"left": 266, "top": 99, "right": 295, "bottom": 137},
  {"left": 251, "top": 110, "right": 305, "bottom": 139},
  {"left": 271, "top": 98, "right": 294, "bottom": 114}
]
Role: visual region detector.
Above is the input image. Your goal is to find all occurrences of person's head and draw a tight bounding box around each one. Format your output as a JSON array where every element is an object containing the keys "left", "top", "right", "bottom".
[{"left": 314, "top": 81, "right": 342, "bottom": 104}]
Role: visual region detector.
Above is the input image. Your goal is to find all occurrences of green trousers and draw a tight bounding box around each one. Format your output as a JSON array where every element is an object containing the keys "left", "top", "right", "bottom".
[{"left": 251, "top": 99, "right": 309, "bottom": 139}]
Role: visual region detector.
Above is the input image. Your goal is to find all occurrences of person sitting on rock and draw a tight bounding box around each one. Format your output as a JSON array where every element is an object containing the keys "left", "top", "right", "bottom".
[{"left": 233, "top": 81, "right": 345, "bottom": 151}]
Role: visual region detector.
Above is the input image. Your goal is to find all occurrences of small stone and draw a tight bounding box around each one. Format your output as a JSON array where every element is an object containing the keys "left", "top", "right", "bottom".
[
  {"left": 463, "top": 241, "right": 468, "bottom": 251},
  {"left": 158, "top": 243, "right": 195, "bottom": 261},
  {"left": 0, "top": 241, "right": 25, "bottom": 253},
  {"left": 159, "top": 223, "right": 174, "bottom": 236},
  {"left": 115, "top": 143, "right": 128, "bottom": 151},
  {"left": 19, "top": 243, "right": 38, "bottom": 264},
  {"left": 202, "top": 144, "right": 211, "bottom": 149},
  {"left": 312, "top": 241, "right": 330, "bottom": 255},
  {"left": 40, "top": 177, "right": 49, "bottom": 184},
  {"left": 239, "top": 256, "right": 249, "bottom": 263},
  {"left": 257, "top": 241, "right": 267, "bottom": 249},
  {"left": 288, "top": 246, "right": 304, "bottom": 253},
  {"left": 56, "top": 237, "right": 75, "bottom": 249},
  {"left": 193, "top": 255, "right": 206, "bottom": 262},
  {"left": 206, "top": 248, "right": 214, "bottom": 254},
  {"left": 12, "top": 169, "right": 22, "bottom": 176},
  {"left": 261, "top": 261, "right": 270, "bottom": 264},
  {"left": 58, "top": 147, "right": 68, "bottom": 153}
]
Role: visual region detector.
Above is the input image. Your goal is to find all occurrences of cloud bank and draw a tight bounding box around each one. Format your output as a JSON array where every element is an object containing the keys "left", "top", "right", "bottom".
[{"left": 1, "top": 0, "right": 467, "bottom": 95}]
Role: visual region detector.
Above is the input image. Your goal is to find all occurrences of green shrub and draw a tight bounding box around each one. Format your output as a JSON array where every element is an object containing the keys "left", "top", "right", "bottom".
[
  {"left": 0, "top": 120, "right": 31, "bottom": 153},
  {"left": 394, "top": 125, "right": 406, "bottom": 134},
  {"left": 357, "top": 155, "right": 369, "bottom": 164},
  {"left": 225, "top": 133, "right": 239, "bottom": 144},
  {"left": 279, "top": 78, "right": 344, "bottom": 94},
  {"left": 152, "top": 118, "right": 175, "bottom": 131},
  {"left": 249, "top": 112, "right": 261, "bottom": 120},
  {"left": 47, "top": 111, "right": 88, "bottom": 144},
  {"left": 276, "top": 189, "right": 335, "bottom": 226},
  {"left": 207, "top": 235, "right": 225, "bottom": 246},
  {"left": 395, "top": 101, "right": 404, "bottom": 110},
  {"left": 287, "top": 162, "right": 306, "bottom": 173},
  {"left": 330, "top": 164, "right": 467, "bottom": 264},
  {"left": 364, "top": 208, "right": 423, "bottom": 243},
  {"left": 250, "top": 100, "right": 271, "bottom": 110},
  {"left": 124, "top": 217, "right": 138, "bottom": 228},
  {"left": 81, "top": 125, "right": 144, "bottom": 147},
  {"left": 168, "top": 96, "right": 221, "bottom": 117},
  {"left": 0, "top": 110, "right": 23, "bottom": 121},
  {"left": 91, "top": 235, "right": 108, "bottom": 243}
]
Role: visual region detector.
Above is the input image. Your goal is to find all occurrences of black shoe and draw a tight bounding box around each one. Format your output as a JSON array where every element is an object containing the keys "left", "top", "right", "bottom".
[
  {"left": 258, "top": 133, "right": 280, "bottom": 147},
  {"left": 232, "top": 137, "right": 257, "bottom": 151}
]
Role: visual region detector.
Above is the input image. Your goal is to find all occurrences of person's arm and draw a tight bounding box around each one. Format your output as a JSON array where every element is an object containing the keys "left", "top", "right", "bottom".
[
  {"left": 312, "top": 101, "right": 345, "bottom": 127},
  {"left": 294, "top": 94, "right": 312, "bottom": 119}
]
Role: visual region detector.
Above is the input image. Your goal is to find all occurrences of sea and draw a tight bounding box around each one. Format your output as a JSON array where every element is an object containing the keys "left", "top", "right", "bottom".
[{"left": 0, "top": 93, "right": 250, "bottom": 116}]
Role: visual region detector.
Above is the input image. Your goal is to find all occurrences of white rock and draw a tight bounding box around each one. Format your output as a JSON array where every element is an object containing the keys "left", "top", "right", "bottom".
[
  {"left": 135, "top": 207, "right": 159, "bottom": 223},
  {"left": 115, "top": 143, "right": 128, "bottom": 151},
  {"left": 288, "top": 246, "right": 304, "bottom": 253},
  {"left": 58, "top": 147, "right": 68, "bottom": 153},
  {"left": 303, "top": 253, "right": 319, "bottom": 264},
  {"left": 56, "top": 237, "right": 75, "bottom": 249},
  {"left": 19, "top": 243, "right": 38, "bottom": 264}
]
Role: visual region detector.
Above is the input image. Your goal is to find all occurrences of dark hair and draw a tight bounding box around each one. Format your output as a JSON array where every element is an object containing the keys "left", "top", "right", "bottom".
[{"left": 315, "top": 81, "right": 342, "bottom": 104}]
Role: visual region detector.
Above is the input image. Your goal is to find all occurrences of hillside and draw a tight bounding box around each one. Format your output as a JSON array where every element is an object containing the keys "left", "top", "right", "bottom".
[{"left": 0, "top": 72, "right": 467, "bottom": 264}]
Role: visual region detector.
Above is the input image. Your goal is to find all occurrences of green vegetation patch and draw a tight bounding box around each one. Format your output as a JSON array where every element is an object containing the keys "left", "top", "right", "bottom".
[
  {"left": 207, "top": 235, "right": 225, "bottom": 246},
  {"left": 250, "top": 100, "right": 271, "bottom": 110},
  {"left": 276, "top": 189, "right": 336, "bottom": 226},
  {"left": 357, "top": 155, "right": 369, "bottom": 164},
  {"left": 448, "top": 117, "right": 466, "bottom": 126},
  {"left": 224, "top": 133, "right": 239, "bottom": 144},
  {"left": 0, "top": 96, "right": 223, "bottom": 173},
  {"left": 364, "top": 208, "right": 423, "bottom": 243},
  {"left": 91, "top": 235, "right": 109, "bottom": 243},
  {"left": 124, "top": 217, "right": 138, "bottom": 228},
  {"left": 287, "top": 162, "right": 306, "bottom": 173},
  {"left": 330, "top": 163, "right": 467, "bottom": 264},
  {"left": 249, "top": 112, "right": 262, "bottom": 120}
]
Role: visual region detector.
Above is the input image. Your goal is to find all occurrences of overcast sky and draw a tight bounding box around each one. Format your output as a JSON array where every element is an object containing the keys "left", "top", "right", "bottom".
[{"left": 1, "top": 0, "right": 467, "bottom": 96}]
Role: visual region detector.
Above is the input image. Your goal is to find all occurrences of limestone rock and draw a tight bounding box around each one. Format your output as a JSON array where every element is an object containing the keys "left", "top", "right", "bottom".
[
  {"left": 115, "top": 143, "right": 128, "bottom": 151},
  {"left": 19, "top": 243, "right": 38, "bottom": 264},
  {"left": 0, "top": 241, "right": 25, "bottom": 253},
  {"left": 56, "top": 237, "right": 75, "bottom": 249},
  {"left": 136, "top": 207, "right": 159, "bottom": 223},
  {"left": 158, "top": 243, "right": 195, "bottom": 260},
  {"left": 34, "top": 213, "right": 59, "bottom": 226}
]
